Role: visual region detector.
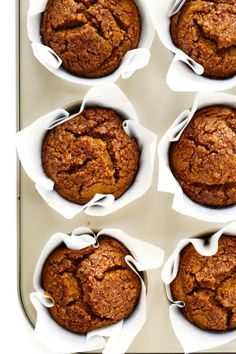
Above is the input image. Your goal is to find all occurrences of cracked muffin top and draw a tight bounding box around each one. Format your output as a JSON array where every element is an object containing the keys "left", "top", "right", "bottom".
[
  {"left": 41, "top": 236, "right": 141, "bottom": 334},
  {"left": 171, "top": 236, "right": 236, "bottom": 331},
  {"left": 170, "top": 0, "right": 236, "bottom": 79},
  {"left": 40, "top": 0, "right": 141, "bottom": 78},
  {"left": 42, "top": 108, "right": 139, "bottom": 205},
  {"left": 169, "top": 105, "right": 236, "bottom": 207}
]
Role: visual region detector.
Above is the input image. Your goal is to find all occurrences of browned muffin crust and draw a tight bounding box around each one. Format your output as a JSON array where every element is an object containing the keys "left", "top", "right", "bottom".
[
  {"left": 41, "top": 0, "right": 141, "bottom": 78},
  {"left": 169, "top": 105, "right": 236, "bottom": 207},
  {"left": 171, "top": 236, "right": 236, "bottom": 331},
  {"left": 41, "top": 236, "right": 141, "bottom": 334},
  {"left": 42, "top": 108, "right": 139, "bottom": 205},
  {"left": 170, "top": 0, "right": 236, "bottom": 79}
]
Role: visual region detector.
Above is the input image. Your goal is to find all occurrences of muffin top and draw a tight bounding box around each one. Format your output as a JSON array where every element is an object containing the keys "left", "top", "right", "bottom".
[
  {"left": 171, "top": 236, "right": 236, "bottom": 331},
  {"left": 169, "top": 105, "right": 236, "bottom": 207},
  {"left": 42, "top": 108, "right": 139, "bottom": 205},
  {"left": 170, "top": 0, "right": 236, "bottom": 79},
  {"left": 41, "top": 236, "right": 141, "bottom": 334},
  {"left": 41, "top": 0, "right": 141, "bottom": 78}
]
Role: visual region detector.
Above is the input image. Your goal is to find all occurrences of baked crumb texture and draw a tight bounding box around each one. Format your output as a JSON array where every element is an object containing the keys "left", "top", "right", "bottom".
[
  {"left": 42, "top": 236, "right": 141, "bottom": 334},
  {"left": 41, "top": 0, "right": 141, "bottom": 78},
  {"left": 169, "top": 105, "right": 236, "bottom": 207},
  {"left": 170, "top": 0, "right": 236, "bottom": 79},
  {"left": 171, "top": 236, "right": 236, "bottom": 331},
  {"left": 42, "top": 108, "right": 139, "bottom": 205}
]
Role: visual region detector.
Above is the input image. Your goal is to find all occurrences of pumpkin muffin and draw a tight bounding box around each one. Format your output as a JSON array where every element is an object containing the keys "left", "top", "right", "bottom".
[
  {"left": 170, "top": 0, "right": 236, "bottom": 79},
  {"left": 41, "top": 236, "right": 141, "bottom": 334},
  {"left": 171, "top": 236, "right": 236, "bottom": 331},
  {"left": 169, "top": 105, "right": 236, "bottom": 207},
  {"left": 42, "top": 108, "right": 139, "bottom": 205},
  {"left": 41, "top": 0, "right": 141, "bottom": 78}
]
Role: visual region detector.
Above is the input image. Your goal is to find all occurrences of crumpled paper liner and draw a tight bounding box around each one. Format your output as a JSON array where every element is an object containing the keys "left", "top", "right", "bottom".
[
  {"left": 16, "top": 84, "right": 157, "bottom": 219},
  {"left": 162, "top": 221, "right": 236, "bottom": 354},
  {"left": 146, "top": 0, "right": 236, "bottom": 92},
  {"left": 30, "top": 227, "right": 164, "bottom": 354},
  {"left": 158, "top": 91, "right": 236, "bottom": 223},
  {"left": 27, "top": 0, "right": 155, "bottom": 86}
]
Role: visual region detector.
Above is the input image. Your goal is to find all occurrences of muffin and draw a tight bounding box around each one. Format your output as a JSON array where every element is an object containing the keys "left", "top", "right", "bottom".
[
  {"left": 170, "top": 0, "right": 236, "bottom": 79},
  {"left": 41, "top": 236, "right": 141, "bottom": 334},
  {"left": 171, "top": 236, "right": 236, "bottom": 331},
  {"left": 40, "top": 0, "right": 141, "bottom": 78},
  {"left": 42, "top": 108, "right": 139, "bottom": 204},
  {"left": 169, "top": 105, "right": 236, "bottom": 207}
]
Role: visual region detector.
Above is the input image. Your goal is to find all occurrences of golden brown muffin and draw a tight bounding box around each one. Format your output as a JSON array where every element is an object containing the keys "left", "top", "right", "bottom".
[
  {"left": 170, "top": 0, "right": 236, "bottom": 79},
  {"left": 42, "top": 108, "right": 139, "bottom": 204},
  {"left": 41, "top": 0, "right": 141, "bottom": 78},
  {"left": 41, "top": 236, "right": 141, "bottom": 334},
  {"left": 169, "top": 105, "right": 236, "bottom": 207},
  {"left": 171, "top": 236, "right": 236, "bottom": 331}
]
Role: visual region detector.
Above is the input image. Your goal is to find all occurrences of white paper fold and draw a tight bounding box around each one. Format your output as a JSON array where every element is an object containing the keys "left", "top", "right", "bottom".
[
  {"left": 16, "top": 84, "right": 157, "bottom": 219},
  {"left": 146, "top": 0, "right": 236, "bottom": 92},
  {"left": 31, "top": 227, "right": 164, "bottom": 354},
  {"left": 162, "top": 221, "right": 236, "bottom": 354},
  {"left": 158, "top": 91, "right": 236, "bottom": 223},
  {"left": 27, "top": 0, "right": 154, "bottom": 86}
]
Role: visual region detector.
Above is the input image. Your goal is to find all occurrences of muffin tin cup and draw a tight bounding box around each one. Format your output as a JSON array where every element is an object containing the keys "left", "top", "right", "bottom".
[
  {"left": 30, "top": 227, "right": 164, "bottom": 354},
  {"left": 27, "top": 0, "right": 155, "bottom": 86},
  {"left": 146, "top": 0, "right": 236, "bottom": 92},
  {"left": 157, "top": 91, "right": 236, "bottom": 223},
  {"left": 161, "top": 221, "right": 236, "bottom": 354},
  {"left": 16, "top": 84, "right": 157, "bottom": 219}
]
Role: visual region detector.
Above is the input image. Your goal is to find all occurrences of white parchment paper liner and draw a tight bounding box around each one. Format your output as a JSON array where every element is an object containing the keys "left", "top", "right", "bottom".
[
  {"left": 27, "top": 0, "right": 154, "bottom": 86},
  {"left": 162, "top": 221, "right": 236, "bottom": 354},
  {"left": 146, "top": 0, "right": 236, "bottom": 92},
  {"left": 16, "top": 84, "right": 157, "bottom": 219},
  {"left": 158, "top": 91, "right": 236, "bottom": 223},
  {"left": 30, "top": 227, "right": 164, "bottom": 354}
]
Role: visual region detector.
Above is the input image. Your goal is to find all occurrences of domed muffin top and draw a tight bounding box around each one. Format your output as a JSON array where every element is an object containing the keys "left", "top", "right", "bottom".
[
  {"left": 42, "top": 236, "right": 141, "bottom": 334},
  {"left": 42, "top": 108, "right": 139, "bottom": 205},
  {"left": 170, "top": 0, "right": 236, "bottom": 79},
  {"left": 41, "top": 0, "right": 141, "bottom": 78},
  {"left": 171, "top": 236, "right": 236, "bottom": 331},
  {"left": 169, "top": 105, "right": 236, "bottom": 207}
]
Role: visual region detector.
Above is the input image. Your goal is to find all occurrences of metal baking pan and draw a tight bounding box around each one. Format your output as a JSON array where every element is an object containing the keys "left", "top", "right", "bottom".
[{"left": 17, "top": 0, "right": 236, "bottom": 352}]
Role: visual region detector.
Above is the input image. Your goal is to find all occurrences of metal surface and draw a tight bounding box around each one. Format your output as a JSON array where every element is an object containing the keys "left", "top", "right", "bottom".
[{"left": 18, "top": 0, "right": 236, "bottom": 352}]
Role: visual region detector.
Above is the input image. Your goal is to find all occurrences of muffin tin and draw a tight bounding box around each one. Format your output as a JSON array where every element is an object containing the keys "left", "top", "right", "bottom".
[{"left": 18, "top": 0, "right": 236, "bottom": 353}]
